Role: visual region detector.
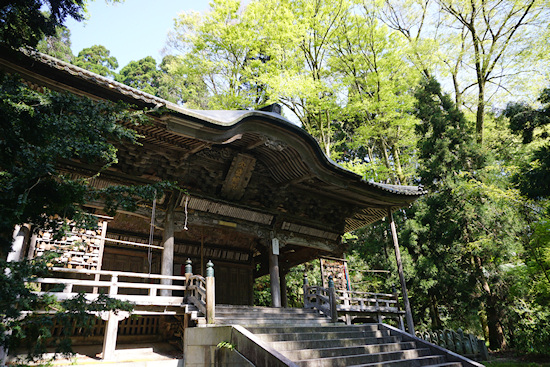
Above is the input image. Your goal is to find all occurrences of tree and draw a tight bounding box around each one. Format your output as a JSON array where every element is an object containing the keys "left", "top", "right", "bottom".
[
  {"left": 380, "top": 0, "right": 550, "bottom": 144},
  {"left": 0, "top": 0, "right": 85, "bottom": 49},
  {"left": 74, "top": 45, "right": 119, "bottom": 78},
  {"left": 406, "top": 77, "right": 524, "bottom": 350},
  {"left": 116, "top": 56, "right": 162, "bottom": 96},
  {"left": 36, "top": 26, "right": 73, "bottom": 62},
  {"left": 0, "top": 71, "right": 143, "bottom": 253},
  {"left": 330, "top": 9, "right": 420, "bottom": 184},
  {"left": 504, "top": 87, "right": 550, "bottom": 199},
  {"left": 437, "top": 0, "right": 549, "bottom": 144},
  {"left": 251, "top": 0, "right": 352, "bottom": 156},
  {"left": 167, "top": 0, "right": 270, "bottom": 110}
]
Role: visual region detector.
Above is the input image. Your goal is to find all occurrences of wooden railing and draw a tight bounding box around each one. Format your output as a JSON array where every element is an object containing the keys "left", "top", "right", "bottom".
[
  {"left": 187, "top": 274, "right": 207, "bottom": 314},
  {"left": 336, "top": 289, "right": 400, "bottom": 313},
  {"left": 29, "top": 259, "right": 216, "bottom": 360},
  {"left": 34, "top": 267, "right": 189, "bottom": 307},
  {"left": 303, "top": 285, "right": 333, "bottom": 318},
  {"left": 303, "top": 274, "right": 404, "bottom": 326}
]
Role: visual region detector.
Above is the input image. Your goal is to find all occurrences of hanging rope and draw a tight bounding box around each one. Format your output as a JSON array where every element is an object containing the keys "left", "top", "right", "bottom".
[
  {"left": 148, "top": 189, "right": 157, "bottom": 274},
  {"left": 183, "top": 194, "right": 189, "bottom": 231}
]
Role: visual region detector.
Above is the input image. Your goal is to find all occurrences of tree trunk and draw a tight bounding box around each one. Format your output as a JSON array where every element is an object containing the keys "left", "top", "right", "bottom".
[
  {"left": 379, "top": 140, "right": 397, "bottom": 184},
  {"left": 391, "top": 145, "right": 406, "bottom": 184},
  {"left": 429, "top": 294, "right": 442, "bottom": 328},
  {"left": 486, "top": 294, "right": 506, "bottom": 350},
  {"left": 475, "top": 256, "right": 506, "bottom": 350},
  {"left": 475, "top": 77, "right": 485, "bottom": 144}
]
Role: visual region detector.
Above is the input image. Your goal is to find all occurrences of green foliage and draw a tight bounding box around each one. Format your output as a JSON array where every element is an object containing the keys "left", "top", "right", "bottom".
[
  {"left": 74, "top": 45, "right": 119, "bottom": 77},
  {"left": 0, "top": 71, "right": 145, "bottom": 253},
  {"left": 216, "top": 341, "right": 235, "bottom": 351},
  {"left": 414, "top": 78, "right": 485, "bottom": 187},
  {"left": 254, "top": 260, "right": 320, "bottom": 307},
  {"left": 36, "top": 26, "right": 73, "bottom": 62},
  {"left": 402, "top": 77, "right": 526, "bottom": 349},
  {"left": 116, "top": 56, "right": 162, "bottom": 96},
  {"left": 507, "top": 301, "right": 550, "bottom": 356},
  {"left": 0, "top": 0, "right": 85, "bottom": 49},
  {"left": 167, "top": 0, "right": 271, "bottom": 110},
  {"left": 504, "top": 88, "right": 550, "bottom": 199}
]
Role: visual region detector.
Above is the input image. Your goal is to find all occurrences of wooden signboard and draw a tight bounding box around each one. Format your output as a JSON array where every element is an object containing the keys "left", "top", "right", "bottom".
[{"left": 320, "top": 256, "right": 351, "bottom": 291}]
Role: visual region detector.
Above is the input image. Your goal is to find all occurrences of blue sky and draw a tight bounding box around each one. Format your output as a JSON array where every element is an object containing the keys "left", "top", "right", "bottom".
[{"left": 65, "top": 0, "right": 210, "bottom": 70}]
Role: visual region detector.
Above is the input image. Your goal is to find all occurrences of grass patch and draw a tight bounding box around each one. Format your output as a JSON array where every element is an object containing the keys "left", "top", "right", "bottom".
[{"left": 484, "top": 361, "right": 550, "bottom": 367}]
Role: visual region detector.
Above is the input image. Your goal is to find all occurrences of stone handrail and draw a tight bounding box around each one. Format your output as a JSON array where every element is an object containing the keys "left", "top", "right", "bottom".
[{"left": 416, "top": 329, "right": 489, "bottom": 361}]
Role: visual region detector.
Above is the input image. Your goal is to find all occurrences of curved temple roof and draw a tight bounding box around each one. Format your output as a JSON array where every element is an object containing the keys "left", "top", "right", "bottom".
[{"left": 0, "top": 46, "right": 425, "bottom": 232}]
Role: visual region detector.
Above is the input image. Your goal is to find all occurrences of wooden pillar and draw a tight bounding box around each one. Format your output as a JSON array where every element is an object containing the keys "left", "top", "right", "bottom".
[
  {"left": 388, "top": 207, "right": 415, "bottom": 335},
  {"left": 269, "top": 240, "right": 281, "bottom": 308},
  {"left": 280, "top": 271, "right": 288, "bottom": 308},
  {"left": 206, "top": 260, "right": 215, "bottom": 324},
  {"left": 101, "top": 311, "right": 119, "bottom": 360},
  {"left": 8, "top": 224, "right": 30, "bottom": 262},
  {"left": 160, "top": 195, "right": 177, "bottom": 296}
]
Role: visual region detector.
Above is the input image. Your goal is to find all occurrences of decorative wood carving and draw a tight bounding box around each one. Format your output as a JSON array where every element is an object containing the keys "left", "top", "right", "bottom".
[{"left": 221, "top": 153, "right": 256, "bottom": 200}]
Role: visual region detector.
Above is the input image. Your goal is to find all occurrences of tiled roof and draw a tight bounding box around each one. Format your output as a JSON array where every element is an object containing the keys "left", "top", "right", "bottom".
[{"left": 21, "top": 48, "right": 425, "bottom": 198}]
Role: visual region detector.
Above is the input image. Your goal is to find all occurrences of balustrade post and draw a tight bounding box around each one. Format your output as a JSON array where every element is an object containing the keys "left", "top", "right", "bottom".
[
  {"left": 328, "top": 275, "right": 338, "bottom": 323},
  {"left": 303, "top": 274, "right": 309, "bottom": 308},
  {"left": 205, "top": 260, "right": 215, "bottom": 324},
  {"left": 184, "top": 258, "right": 193, "bottom": 300},
  {"left": 109, "top": 274, "right": 118, "bottom": 296}
]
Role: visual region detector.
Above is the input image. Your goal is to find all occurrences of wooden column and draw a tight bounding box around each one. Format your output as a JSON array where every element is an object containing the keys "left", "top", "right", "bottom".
[
  {"left": 269, "top": 241, "right": 281, "bottom": 308},
  {"left": 206, "top": 260, "right": 215, "bottom": 324},
  {"left": 280, "top": 271, "right": 288, "bottom": 308},
  {"left": 388, "top": 207, "right": 415, "bottom": 335},
  {"left": 160, "top": 195, "right": 177, "bottom": 296},
  {"left": 101, "top": 311, "right": 119, "bottom": 360}
]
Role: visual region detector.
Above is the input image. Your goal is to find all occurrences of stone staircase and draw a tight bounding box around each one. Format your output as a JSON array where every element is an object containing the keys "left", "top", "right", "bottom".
[
  {"left": 246, "top": 324, "right": 462, "bottom": 367},
  {"left": 205, "top": 306, "right": 479, "bottom": 367}
]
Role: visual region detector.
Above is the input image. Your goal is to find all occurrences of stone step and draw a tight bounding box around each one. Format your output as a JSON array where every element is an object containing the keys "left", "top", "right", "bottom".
[
  {"left": 294, "top": 348, "right": 433, "bottom": 367},
  {"left": 280, "top": 342, "right": 417, "bottom": 361},
  {"left": 246, "top": 324, "right": 380, "bottom": 334},
  {"left": 216, "top": 305, "right": 321, "bottom": 314},
  {"left": 269, "top": 336, "right": 403, "bottom": 351},
  {"left": 256, "top": 329, "right": 391, "bottom": 342},
  {"left": 215, "top": 317, "right": 332, "bottom": 326},
  {"left": 348, "top": 355, "right": 449, "bottom": 367},
  {"left": 215, "top": 311, "right": 327, "bottom": 319},
  {"left": 423, "top": 363, "right": 463, "bottom": 367}
]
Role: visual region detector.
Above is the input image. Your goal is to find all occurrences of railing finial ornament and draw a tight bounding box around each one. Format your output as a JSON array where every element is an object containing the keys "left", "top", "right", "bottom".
[
  {"left": 206, "top": 260, "right": 214, "bottom": 278},
  {"left": 303, "top": 273, "right": 308, "bottom": 286},
  {"left": 185, "top": 258, "right": 193, "bottom": 275},
  {"left": 328, "top": 275, "right": 334, "bottom": 288}
]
